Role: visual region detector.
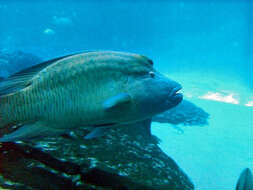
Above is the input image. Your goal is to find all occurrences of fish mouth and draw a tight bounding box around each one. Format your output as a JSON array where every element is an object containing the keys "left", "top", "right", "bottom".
[
  {"left": 169, "top": 86, "right": 183, "bottom": 98},
  {"left": 168, "top": 85, "right": 183, "bottom": 106}
]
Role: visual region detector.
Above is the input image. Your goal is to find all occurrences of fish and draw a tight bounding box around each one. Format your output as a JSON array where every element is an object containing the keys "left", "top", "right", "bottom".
[
  {"left": 236, "top": 168, "right": 253, "bottom": 190},
  {"left": 0, "top": 51, "right": 183, "bottom": 142}
]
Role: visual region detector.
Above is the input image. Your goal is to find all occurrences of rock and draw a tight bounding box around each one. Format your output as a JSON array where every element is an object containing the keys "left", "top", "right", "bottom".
[
  {"left": 0, "top": 136, "right": 193, "bottom": 190},
  {"left": 153, "top": 99, "right": 209, "bottom": 126}
]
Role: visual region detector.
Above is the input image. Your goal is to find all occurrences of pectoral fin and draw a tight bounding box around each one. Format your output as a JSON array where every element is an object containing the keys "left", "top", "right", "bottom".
[
  {"left": 84, "top": 127, "right": 110, "bottom": 140},
  {"left": 84, "top": 119, "right": 153, "bottom": 140},
  {"left": 103, "top": 93, "right": 131, "bottom": 111}
]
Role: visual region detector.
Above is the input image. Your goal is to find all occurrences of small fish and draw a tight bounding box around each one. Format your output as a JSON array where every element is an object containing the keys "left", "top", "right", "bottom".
[
  {"left": 0, "top": 51, "right": 183, "bottom": 142},
  {"left": 236, "top": 168, "right": 253, "bottom": 190}
]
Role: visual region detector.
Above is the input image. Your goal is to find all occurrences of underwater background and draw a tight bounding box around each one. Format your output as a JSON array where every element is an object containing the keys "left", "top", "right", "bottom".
[{"left": 0, "top": 0, "right": 252, "bottom": 190}]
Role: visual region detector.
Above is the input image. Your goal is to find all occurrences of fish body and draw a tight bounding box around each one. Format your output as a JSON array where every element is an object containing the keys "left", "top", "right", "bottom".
[
  {"left": 0, "top": 51, "right": 183, "bottom": 141},
  {"left": 236, "top": 168, "right": 253, "bottom": 190}
]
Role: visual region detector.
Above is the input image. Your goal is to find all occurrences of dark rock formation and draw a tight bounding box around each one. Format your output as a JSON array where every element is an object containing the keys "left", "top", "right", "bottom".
[
  {"left": 0, "top": 142, "right": 157, "bottom": 190},
  {"left": 0, "top": 123, "right": 194, "bottom": 190},
  {"left": 0, "top": 51, "right": 204, "bottom": 190},
  {"left": 153, "top": 99, "right": 209, "bottom": 126}
]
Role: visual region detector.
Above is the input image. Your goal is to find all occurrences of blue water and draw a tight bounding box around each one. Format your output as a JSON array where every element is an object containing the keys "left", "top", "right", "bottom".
[{"left": 1, "top": 1, "right": 252, "bottom": 190}]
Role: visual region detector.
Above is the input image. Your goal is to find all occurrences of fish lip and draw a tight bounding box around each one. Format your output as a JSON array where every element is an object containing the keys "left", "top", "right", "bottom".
[
  {"left": 168, "top": 85, "right": 183, "bottom": 106},
  {"left": 169, "top": 85, "right": 182, "bottom": 97}
]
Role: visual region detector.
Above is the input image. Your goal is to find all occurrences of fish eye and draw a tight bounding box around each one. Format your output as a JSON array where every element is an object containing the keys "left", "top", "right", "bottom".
[
  {"left": 148, "top": 59, "right": 153, "bottom": 65},
  {"left": 149, "top": 71, "right": 155, "bottom": 78}
]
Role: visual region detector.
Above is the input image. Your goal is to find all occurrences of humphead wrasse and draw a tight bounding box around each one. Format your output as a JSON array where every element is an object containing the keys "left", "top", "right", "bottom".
[{"left": 0, "top": 51, "right": 183, "bottom": 142}]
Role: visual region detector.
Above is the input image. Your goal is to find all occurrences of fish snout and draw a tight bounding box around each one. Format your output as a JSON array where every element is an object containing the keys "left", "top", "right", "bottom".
[
  {"left": 167, "top": 82, "right": 183, "bottom": 105},
  {"left": 169, "top": 84, "right": 182, "bottom": 97}
]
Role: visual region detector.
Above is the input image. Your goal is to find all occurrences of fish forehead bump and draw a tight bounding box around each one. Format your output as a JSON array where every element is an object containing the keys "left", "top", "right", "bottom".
[
  {"left": 97, "top": 51, "right": 154, "bottom": 74},
  {"left": 67, "top": 51, "right": 153, "bottom": 68},
  {"left": 55, "top": 51, "right": 154, "bottom": 75},
  {"left": 29, "top": 51, "right": 154, "bottom": 86}
]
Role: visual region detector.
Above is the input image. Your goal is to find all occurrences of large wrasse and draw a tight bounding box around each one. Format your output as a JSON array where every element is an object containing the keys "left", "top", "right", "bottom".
[{"left": 0, "top": 51, "right": 183, "bottom": 142}]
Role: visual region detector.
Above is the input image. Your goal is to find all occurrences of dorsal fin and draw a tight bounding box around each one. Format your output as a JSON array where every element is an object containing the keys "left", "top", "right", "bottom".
[{"left": 0, "top": 54, "right": 72, "bottom": 97}]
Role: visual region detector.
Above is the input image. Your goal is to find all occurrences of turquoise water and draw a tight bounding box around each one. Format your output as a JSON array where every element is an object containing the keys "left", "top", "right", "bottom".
[
  {"left": 1, "top": 1, "right": 252, "bottom": 189},
  {"left": 153, "top": 72, "right": 253, "bottom": 190}
]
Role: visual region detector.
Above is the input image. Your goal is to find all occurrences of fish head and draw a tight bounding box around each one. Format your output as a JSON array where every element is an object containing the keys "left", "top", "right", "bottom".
[
  {"left": 100, "top": 52, "right": 183, "bottom": 124},
  {"left": 128, "top": 70, "right": 183, "bottom": 119}
]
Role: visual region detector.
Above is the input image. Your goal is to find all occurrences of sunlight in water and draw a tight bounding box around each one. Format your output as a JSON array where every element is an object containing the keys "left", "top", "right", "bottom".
[
  {"left": 199, "top": 92, "right": 239, "bottom": 104},
  {"left": 245, "top": 101, "right": 253, "bottom": 107}
]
